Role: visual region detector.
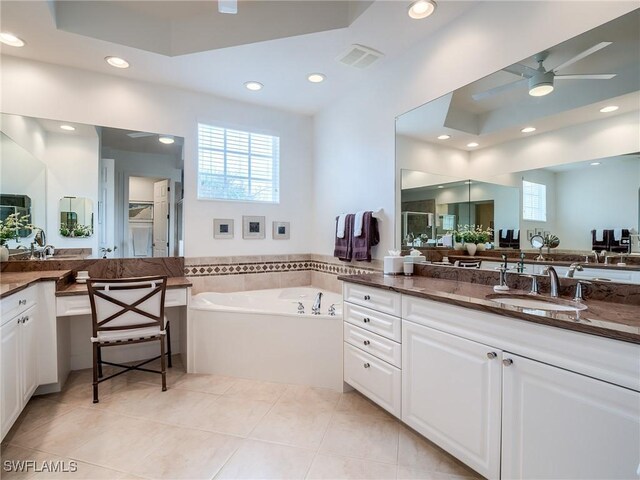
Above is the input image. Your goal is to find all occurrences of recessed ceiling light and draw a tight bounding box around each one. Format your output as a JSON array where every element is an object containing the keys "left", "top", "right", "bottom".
[
  {"left": 158, "top": 136, "right": 174, "bottom": 145},
  {"left": 244, "top": 81, "right": 263, "bottom": 91},
  {"left": 521, "top": 127, "right": 536, "bottom": 133},
  {"left": 307, "top": 73, "right": 325, "bottom": 83},
  {"left": 467, "top": 142, "right": 479, "bottom": 148},
  {"left": 408, "top": 0, "right": 437, "bottom": 19},
  {"left": 437, "top": 134, "right": 451, "bottom": 140},
  {"left": 0, "top": 32, "right": 25, "bottom": 47},
  {"left": 590, "top": 162, "right": 601, "bottom": 166},
  {"left": 599, "top": 105, "right": 619, "bottom": 113},
  {"left": 105, "top": 56, "right": 130, "bottom": 69},
  {"left": 437, "top": 185, "right": 444, "bottom": 189},
  {"left": 60, "top": 125, "right": 75, "bottom": 131}
]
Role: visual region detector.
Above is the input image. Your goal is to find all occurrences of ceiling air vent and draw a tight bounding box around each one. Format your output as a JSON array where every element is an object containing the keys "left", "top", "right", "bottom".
[{"left": 336, "top": 44, "right": 384, "bottom": 69}]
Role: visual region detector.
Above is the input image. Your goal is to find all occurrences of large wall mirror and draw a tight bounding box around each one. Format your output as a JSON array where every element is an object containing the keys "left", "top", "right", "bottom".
[
  {"left": 396, "top": 10, "right": 639, "bottom": 257},
  {"left": 0, "top": 113, "right": 184, "bottom": 259}
]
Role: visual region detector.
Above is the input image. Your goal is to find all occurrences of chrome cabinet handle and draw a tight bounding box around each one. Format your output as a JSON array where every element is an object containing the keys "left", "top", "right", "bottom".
[
  {"left": 486, "top": 352, "right": 497, "bottom": 359},
  {"left": 17, "top": 317, "right": 22, "bottom": 324},
  {"left": 364, "top": 295, "right": 371, "bottom": 300},
  {"left": 363, "top": 317, "right": 370, "bottom": 323},
  {"left": 18, "top": 299, "right": 26, "bottom": 306},
  {"left": 502, "top": 358, "right": 513, "bottom": 367},
  {"left": 363, "top": 340, "right": 370, "bottom": 346},
  {"left": 23, "top": 315, "right": 29, "bottom": 323},
  {"left": 363, "top": 363, "right": 370, "bottom": 368}
]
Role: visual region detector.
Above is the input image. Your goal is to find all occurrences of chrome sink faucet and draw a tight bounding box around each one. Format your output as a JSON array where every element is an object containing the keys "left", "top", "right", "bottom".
[
  {"left": 542, "top": 266, "right": 560, "bottom": 298},
  {"left": 565, "top": 263, "right": 585, "bottom": 278},
  {"left": 312, "top": 292, "right": 323, "bottom": 315}
]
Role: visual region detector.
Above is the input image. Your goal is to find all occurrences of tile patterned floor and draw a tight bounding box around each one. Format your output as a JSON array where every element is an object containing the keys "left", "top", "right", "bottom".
[{"left": 1, "top": 356, "right": 482, "bottom": 480}]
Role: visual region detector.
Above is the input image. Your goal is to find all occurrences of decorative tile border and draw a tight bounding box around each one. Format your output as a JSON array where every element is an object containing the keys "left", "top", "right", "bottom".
[{"left": 184, "top": 257, "right": 380, "bottom": 277}]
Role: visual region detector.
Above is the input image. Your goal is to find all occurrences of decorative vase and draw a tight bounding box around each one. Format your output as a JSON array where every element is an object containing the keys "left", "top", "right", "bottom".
[
  {"left": 454, "top": 242, "right": 464, "bottom": 251},
  {"left": 466, "top": 243, "right": 477, "bottom": 256},
  {"left": 0, "top": 245, "right": 9, "bottom": 262},
  {"left": 476, "top": 243, "right": 485, "bottom": 252}
]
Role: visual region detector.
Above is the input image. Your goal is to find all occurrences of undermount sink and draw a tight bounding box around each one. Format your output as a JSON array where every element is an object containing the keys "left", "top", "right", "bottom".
[{"left": 486, "top": 294, "right": 587, "bottom": 312}]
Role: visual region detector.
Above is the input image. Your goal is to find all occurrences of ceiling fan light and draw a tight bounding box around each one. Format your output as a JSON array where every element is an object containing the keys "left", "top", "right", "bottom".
[
  {"left": 408, "top": 0, "right": 437, "bottom": 19},
  {"left": 528, "top": 71, "right": 554, "bottom": 97},
  {"left": 158, "top": 135, "right": 174, "bottom": 144}
]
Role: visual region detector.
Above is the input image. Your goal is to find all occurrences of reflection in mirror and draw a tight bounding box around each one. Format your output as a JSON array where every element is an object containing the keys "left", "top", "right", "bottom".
[
  {"left": 0, "top": 194, "right": 32, "bottom": 238},
  {"left": 396, "top": 11, "right": 640, "bottom": 263},
  {"left": 59, "top": 197, "right": 94, "bottom": 237}
]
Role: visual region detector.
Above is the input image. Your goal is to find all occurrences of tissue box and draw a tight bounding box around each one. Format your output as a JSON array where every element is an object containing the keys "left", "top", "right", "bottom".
[
  {"left": 404, "top": 256, "right": 426, "bottom": 264},
  {"left": 384, "top": 256, "right": 404, "bottom": 275}
]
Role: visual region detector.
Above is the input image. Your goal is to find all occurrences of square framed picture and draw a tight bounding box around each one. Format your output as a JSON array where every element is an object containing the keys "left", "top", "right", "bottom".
[
  {"left": 535, "top": 227, "right": 544, "bottom": 236},
  {"left": 272, "top": 221, "right": 290, "bottom": 240},
  {"left": 242, "top": 216, "right": 265, "bottom": 239},
  {"left": 213, "top": 219, "right": 234, "bottom": 239}
]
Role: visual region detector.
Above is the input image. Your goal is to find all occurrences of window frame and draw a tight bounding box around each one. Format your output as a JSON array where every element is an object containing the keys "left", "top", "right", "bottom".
[{"left": 522, "top": 179, "right": 547, "bottom": 222}]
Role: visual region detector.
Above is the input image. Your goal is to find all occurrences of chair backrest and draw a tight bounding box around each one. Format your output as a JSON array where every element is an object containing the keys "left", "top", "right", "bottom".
[
  {"left": 454, "top": 260, "right": 482, "bottom": 269},
  {"left": 87, "top": 276, "right": 168, "bottom": 337}
]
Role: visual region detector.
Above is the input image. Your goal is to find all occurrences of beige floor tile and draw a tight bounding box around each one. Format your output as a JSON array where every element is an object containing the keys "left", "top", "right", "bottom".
[
  {"left": 178, "top": 394, "right": 273, "bottom": 437},
  {"left": 223, "top": 378, "right": 287, "bottom": 403},
  {"left": 306, "top": 454, "right": 398, "bottom": 480},
  {"left": 397, "top": 466, "right": 481, "bottom": 480},
  {"left": 215, "top": 439, "right": 315, "bottom": 480},
  {"left": 41, "top": 369, "right": 126, "bottom": 406},
  {"left": 249, "top": 402, "right": 334, "bottom": 449},
  {"left": 335, "top": 391, "right": 395, "bottom": 420},
  {"left": 173, "top": 373, "right": 237, "bottom": 395},
  {"left": 2, "top": 398, "right": 75, "bottom": 444},
  {"left": 277, "top": 385, "right": 341, "bottom": 411},
  {"left": 319, "top": 412, "right": 400, "bottom": 464},
  {"left": 131, "top": 427, "right": 242, "bottom": 479},
  {"left": 68, "top": 413, "right": 168, "bottom": 472},
  {"left": 397, "top": 428, "right": 480, "bottom": 478}
]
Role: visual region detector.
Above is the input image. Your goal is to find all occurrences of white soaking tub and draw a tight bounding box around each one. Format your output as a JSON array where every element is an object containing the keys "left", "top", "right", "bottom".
[{"left": 189, "top": 287, "right": 345, "bottom": 391}]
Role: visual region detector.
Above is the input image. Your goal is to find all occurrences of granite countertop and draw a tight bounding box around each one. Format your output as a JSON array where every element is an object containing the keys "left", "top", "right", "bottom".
[
  {"left": 1, "top": 270, "right": 191, "bottom": 299},
  {"left": 0, "top": 270, "right": 73, "bottom": 299},
  {"left": 447, "top": 255, "right": 640, "bottom": 271},
  {"left": 338, "top": 273, "right": 640, "bottom": 344},
  {"left": 55, "top": 276, "right": 192, "bottom": 296}
]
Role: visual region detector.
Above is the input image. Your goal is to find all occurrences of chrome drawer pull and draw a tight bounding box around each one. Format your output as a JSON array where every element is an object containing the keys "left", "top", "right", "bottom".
[
  {"left": 18, "top": 299, "right": 27, "bottom": 306},
  {"left": 363, "top": 317, "right": 370, "bottom": 323},
  {"left": 23, "top": 315, "right": 29, "bottom": 323},
  {"left": 363, "top": 340, "right": 370, "bottom": 346},
  {"left": 486, "top": 352, "right": 497, "bottom": 359},
  {"left": 503, "top": 358, "right": 513, "bottom": 367},
  {"left": 363, "top": 295, "right": 371, "bottom": 300},
  {"left": 363, "top": 363, "right": 370, "bottom": 368}
]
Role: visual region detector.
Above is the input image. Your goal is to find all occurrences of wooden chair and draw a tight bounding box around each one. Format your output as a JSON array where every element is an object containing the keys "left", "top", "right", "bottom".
[{"left": 87, "top": 275, "right": 172, "bottom": 403}]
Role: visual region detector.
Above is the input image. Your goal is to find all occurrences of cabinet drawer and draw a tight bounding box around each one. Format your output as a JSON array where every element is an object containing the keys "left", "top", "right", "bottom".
[
  {"left": 1, "top": 285, "right": 37, "bottom": 325},
  {"left": 344, "top": 322, "right": 401, "bottom": 368},
  {"left": 344, "top": 343, "right": 401, "bottom": 418},
  {"left": 344, "top": 302, "right": 401, "bottom": 342},
  {"left": 343, "top": 283, "right": 401, "bottom": 317}
]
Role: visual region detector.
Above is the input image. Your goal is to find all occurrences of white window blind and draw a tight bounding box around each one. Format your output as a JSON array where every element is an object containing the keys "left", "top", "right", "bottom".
[
  {"left": 198, "top": 124, "right": 280, "bottom": 203},
  {"left": 522, "top": 180, "right": 547, "bottom": 221}
]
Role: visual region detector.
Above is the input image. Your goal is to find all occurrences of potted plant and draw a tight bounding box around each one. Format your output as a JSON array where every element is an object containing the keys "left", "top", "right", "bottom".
[
  {"left": 475, "top": 225, "right": 494, "bottom": 251},
  {"left": 0, "top": 213, "right": 35, "bottom": 261}
]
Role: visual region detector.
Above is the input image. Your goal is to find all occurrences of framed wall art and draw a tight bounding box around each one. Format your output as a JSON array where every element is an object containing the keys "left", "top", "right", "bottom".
[
  {"left": 272, "top": 221, "right": 290, "bottom": 240},
  {"left": 213, "top": 218, "right": 234, "bottom": 239},
  {"left": 242, "top": 216, "right": 265, "bottom": 239}
]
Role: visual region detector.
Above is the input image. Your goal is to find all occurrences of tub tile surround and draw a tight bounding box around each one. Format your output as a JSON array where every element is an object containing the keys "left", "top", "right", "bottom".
[
  {"left": 185, "top": 254, "right": 382, "bottom": 294},
  {"left": 1, "top": 356, "right": 480, "bottom": 480}
]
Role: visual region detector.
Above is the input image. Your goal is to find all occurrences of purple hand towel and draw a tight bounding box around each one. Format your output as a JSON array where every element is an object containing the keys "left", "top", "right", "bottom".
[
  {"left": 353, "top": 211, "right": 379, "bottom": 262},
  {"left": 334, "top": 214, "right": 355, "bottom": 261}
]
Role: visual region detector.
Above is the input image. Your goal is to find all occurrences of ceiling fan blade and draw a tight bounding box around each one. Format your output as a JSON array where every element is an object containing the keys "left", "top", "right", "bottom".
[
  {"left": 472, "top": 78, "right": 527, "bottom": 101},
  {"left": 503, "top": 63, "right": 538, "bottom": 79},
  {"left": 218, "top": 0, "right": 237, "bottom": 14},
  {"left": 126, "top": 132, "right": 155, "bottom": 138},
  {"left": 555, "top": 74, "right": 617, "bottom": 80},
  {"left": 553, "top": 41, "right": 612, "bottom": 72}
]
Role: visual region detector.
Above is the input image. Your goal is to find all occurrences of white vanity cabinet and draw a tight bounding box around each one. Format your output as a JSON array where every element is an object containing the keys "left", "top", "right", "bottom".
[
  {"left": 502, "top": 353, "right": 640, "bottom": 480},
  {"left": 343, "top": 283, "right": 402, "bottom": 417},
  {"left": 1, "top": 286, "right": 39, "bottom": 439},
  {"left": 402, "top": 321, "right": 502, "bottom": 480}
]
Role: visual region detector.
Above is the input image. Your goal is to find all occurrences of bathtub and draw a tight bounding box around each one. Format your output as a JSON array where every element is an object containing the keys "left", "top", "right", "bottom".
[{"left": 188, "top": 287, "right": 345, "bottom": 391}]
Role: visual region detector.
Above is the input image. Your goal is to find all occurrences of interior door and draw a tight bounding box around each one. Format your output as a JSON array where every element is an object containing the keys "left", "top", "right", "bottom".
[
  {"left": 98, "top": 158, "right": 115, "bottom": 254},
  {"left": 153, "top": 179, "right": 170, "bottom": 257}
]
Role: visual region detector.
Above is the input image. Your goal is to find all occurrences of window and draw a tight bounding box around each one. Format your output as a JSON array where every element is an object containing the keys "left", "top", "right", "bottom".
[
  {"left": 522, "top": 180, "right": 546, "bottom": 221},
  {"left": 198, "top": 124, "right": 280, "bottom": 203}
]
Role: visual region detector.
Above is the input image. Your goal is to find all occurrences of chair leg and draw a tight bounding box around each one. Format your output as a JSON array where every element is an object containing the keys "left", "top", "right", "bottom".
[
  {"left": 166, "top": 321, "right": 172, "bottom": 368},
  {"left": 97, "top": 346, "right": 103, "bottom": 378},
  {"left": 160, "top": 337, "right": 167, "bottom": 392},
  {"left": 92, "top": 343, "right": 99, "bottom": 403}
]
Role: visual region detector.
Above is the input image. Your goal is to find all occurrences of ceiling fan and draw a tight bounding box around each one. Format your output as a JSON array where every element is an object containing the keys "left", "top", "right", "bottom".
[
  {"left": 126, "top": 132, "right": 175, "bottom": 144},
  {"left": 473, "top": 42, "right": 616, "bottom": 101}
]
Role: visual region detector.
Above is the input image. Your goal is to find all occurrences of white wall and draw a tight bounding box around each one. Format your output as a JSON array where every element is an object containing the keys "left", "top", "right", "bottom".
[
  {"left": 313, "top": 1, "right": 636, "bottom": 256},
  {"left": 1, "top": 55, "right": 314, "bottom": 257},
  {"left": 129, "top": 176, "right": 157, "bottom": 202}
]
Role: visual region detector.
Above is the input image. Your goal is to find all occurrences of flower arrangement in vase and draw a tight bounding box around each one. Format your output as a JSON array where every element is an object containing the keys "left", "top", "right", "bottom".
[
  {"left": 0, "top": 214, "right": 36, "bottom": 261},
  {"left": 450, "top": 225, "right": 494, "bottom": 256}
]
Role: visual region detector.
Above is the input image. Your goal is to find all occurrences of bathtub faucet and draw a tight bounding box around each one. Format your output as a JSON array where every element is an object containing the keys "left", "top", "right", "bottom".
[{"left": 312, "top": 292, "right": 323, "bottom": 315}]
